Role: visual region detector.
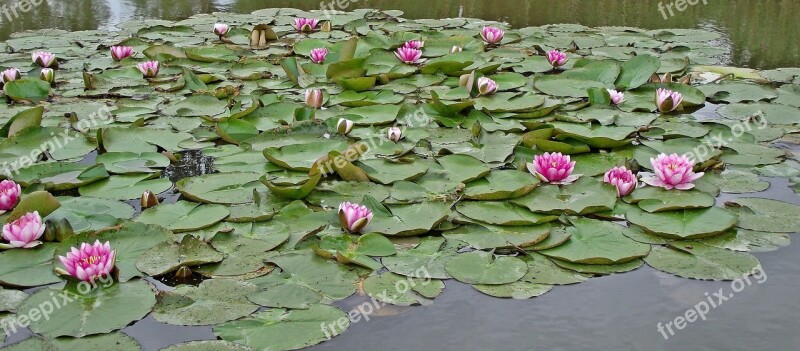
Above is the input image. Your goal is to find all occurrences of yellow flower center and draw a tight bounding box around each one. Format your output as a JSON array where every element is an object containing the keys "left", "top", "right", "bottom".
[{"left": 82, "top": 256, "right": 101, "bottom": 266}]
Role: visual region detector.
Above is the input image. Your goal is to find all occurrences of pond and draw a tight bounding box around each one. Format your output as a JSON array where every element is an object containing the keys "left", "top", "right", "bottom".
[{"left": 0, "top": 2, "right": 799, "bottom": 351}]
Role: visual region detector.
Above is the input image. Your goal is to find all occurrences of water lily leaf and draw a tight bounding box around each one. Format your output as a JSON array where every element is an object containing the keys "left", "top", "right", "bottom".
[
  {"left": 538, "top": 217, "right": 651, "bottom": 264},
  {"left": 136, "top": 236, "right": 224, "bottom": 276},
  {"left": 79, "top": 173, "right": 172, "bottom": 200},
  {"left": 366, "top": 201, "right": 451, "bottom": 236},
  {"left": 551, "top": 257, "right": 644, "bottom": 275},
  {"left": 436, "top": 154, "right": 491, "bottom": 183},
  {"left": 644, "top": 243, "right": 761, "bottom": 281},
  {"left": 382, "top": 237, "right": 456, "bottom": 279},
  {"left": 100, "top": 127, "right": 197, "bottom": 153},
  {"left": 456, "top": 201, "right": 558, "bottom": 226},
  {"left": 362, "top": 272, "right": 444, "bottom": 306},
  {"left": 357, "top": 158, "right": 429, "bottom": 184},
  {"left": 152, "top": 279, "right": 259, "bottom": 326},
  {"left": 135, "top": 200, "right": 230, "bottom": 232},
  {"left": 196, "top": 232, "right": 279, "bottom": 277},
  {"left": 19, "top": 280, "right": 156, "bottom": 337},
  {"left": 520, "top": 253, "right": 589, "bottom": 285},
  {"left": 699, "top": 229, "right": 790, "bottom": 253},
  {"left": 264, "top": 139, "right": 350, "bottom": 171},
  {"left": 473, "top": 281, "right": 552, "bottom": 300},
  {"left": 725, "top": 198, "right": 800, "bottom": 233},
  {"left": 0, "top": 243, "right": 61, "bottom": 287},
  {"left": 534, "top": 76, "right": 608, "bottom": 98},
  {"left": 5, "top": 190, "right": 61, "bottom": 223},
  {"left": 246, "top": 272, "right": 325, "bottom": 309},
  {"left": 624, "top": 187, "right": 716, "bottom": 212},
  {"left": 176, "top": 172, "right": 265, "bottom": 204},
  {"left": 699, "top": 82, "right": 777, "bottom": 103},
  {"left": 615, "top": 54, "right": 660, "bottom": 90},
  {"left": 268, "top": 252, "right": 359, "bottom": 300},
  {"left": 443, "top": 223, "right": 551, "bottom": 250},
  {"left": 703, "top": 169, "right": 770, "bottom": 193},
  {"left": 214, "top": 304, "right": 349, "bottom": 351},
  {"left": 717, "top": 102, "right": 798, "bottom": 125},
  {"left": 0, "top": 287, "right": 27, "bottom": 312},
  {"left": 5, "top": 333, "right": 141, "bottom": 350},
  {"left": 95, "top": 152, "right": 170, "bottom": 174},
  {"left": 626, "top": 206, "right": 738, "bottom": 239},
  {"left": 306, "top": 181, "right": 390, "bottom": 208},
  {"left": 161, "top": 340, "right": 252, "bottom": 351},
  {"left": 444, "top": 251, "right": 527, "bottom": 285},
  {"left": 512, "top": 177, "right": 618, "bottom": 215},
  {"left": 3, "top": 78, "right": 50, "bottom": 103},
  {"left": 463, "top": 170, "right": 539, "bottom": 200},
  {"left": 1, "top": 106, "right": 43, "bottom": 137}
]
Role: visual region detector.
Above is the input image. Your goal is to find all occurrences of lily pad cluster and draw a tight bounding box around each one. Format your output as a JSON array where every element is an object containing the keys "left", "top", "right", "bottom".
[{"left": 0, "top": 7, "right": 799, "bottom": 351}]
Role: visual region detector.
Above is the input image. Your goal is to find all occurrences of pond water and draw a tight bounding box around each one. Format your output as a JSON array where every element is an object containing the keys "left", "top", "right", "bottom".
[
  {"left": 0, "top": 0, "right": 798, "bottom": 69},
  {"left": 1, "top": 2, "right": 799, "bottom": 351}
]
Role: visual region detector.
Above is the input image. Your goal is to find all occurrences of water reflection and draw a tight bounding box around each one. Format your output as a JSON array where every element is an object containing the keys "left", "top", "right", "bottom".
[{"left": 0, "top": 0, "right": 797, "bottom": 69}]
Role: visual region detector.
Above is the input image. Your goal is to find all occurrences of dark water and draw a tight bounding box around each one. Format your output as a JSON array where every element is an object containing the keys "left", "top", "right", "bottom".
[{"left": 0, "top": 0, "right": 798, "bottom": 69}]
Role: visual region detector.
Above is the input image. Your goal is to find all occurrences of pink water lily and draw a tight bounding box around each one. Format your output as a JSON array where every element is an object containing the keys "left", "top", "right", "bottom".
[
  {"left": 1, "top": 212, "right": 45, "bottom": 249},
  {"left": 641, "top": 153, "right": 704, "bottom": 190},
  {"left": 40, "top": 68, "right": 54, "bottom": 83},
  {"left": 31, "top": 51, "right": 56, "bottom": 68},
  {"left": 480, "top": 26, "right": 504, "bottom": 45},
  {"left": 213, "top": 23, "right": 230, "bottom": 37},
  {"left": 403, "top": 40, "right": 425, "bottom": 49},
  {"left": 1, "top": 68, "right": 20, "bottom": 84},
  {"left": 608, "top": 89, "right": 625, "bottom": 105},
  {"left": 337, "top": 118, "right": 354, "bottom": 135},
  {"left": 305, "top": 89, "right": 323, "bottom": 109},
  {"left": 395, "top": 47, "right": 423, "bottom": 64},
  {"left": 338, "top": 202, "right": 373, "bottom": 234},
  {"left": 527, "top": 152, "right": 579, "bottom": 184},
  {"left": 477, "top": 77, "right": 497, "bottom": 96},
  {"left": 655, "top": 88, "right": 683, "bottom": 113},
  {"left": 387, "top": 127, "right": 402, "bottom": 143},
  {"left": 137, "top": 61, "right": 159, "bottom": 78},
  {"left": 110, "top": 46, "right": 134, "bottom": 61},
  {"left": 58, "top": 240, "right": 116, "bottom": 283},
  {"left": 310, "top": 48, "right": 329, "bottom": 64},
  {"left": 603, "top": 166, "right": 637, "bottom": 197},
  {"left": 293, "top": 18, "right": 320, "bottom": 33},
  {"left": 0, "top": 180, "right": 21, "bottom": 215},
  {"left": 546, "top": 49, "right": 569, "bottom": 68}
]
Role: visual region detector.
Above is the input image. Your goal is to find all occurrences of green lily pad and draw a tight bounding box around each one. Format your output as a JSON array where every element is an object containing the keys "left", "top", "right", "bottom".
[
  {"left": 152, "top": 279, "right": 260, "bottom": 326},
  {"left": 135, "top": 201, "right": 230, "bottom": 232},
  {"left": 644, "top": 243, "right": 761, "bottom": 281},
  {"left": 444, "top": 251, "right": 527, "bottom": 285}
]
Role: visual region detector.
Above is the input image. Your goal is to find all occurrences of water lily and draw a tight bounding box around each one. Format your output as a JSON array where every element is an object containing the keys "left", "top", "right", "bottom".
[
  {"left": 546, "top": 49, "right": 569, "bottom": 68},
  {"left": 293, "top": 18, "right": 320, "bottom": 33},
  {"left": 641, "top": 153, "right": 704, "bottom": 190},
  {"left": 450, "top": 46, "right": 463, "bottom": 53},
  {"left": 141, "top": 191, "right": 159, "bottom": 208},
  {"left": 395, "top": 47, "right": 423, "bottom": 64},
  {"left": 338, "top": 202, "right": 373, "bottom": 234},
  {"left": 0, "top": 180, "right": 21, "bottom": 215},
  {"left": 603, "top": 166, "right": 637, "bottom": 197},
  {"left": 527, "top": 152, "right": 579, "bottom": 184},
  {"left": 137, "top": 61, "right": 159, "bottom": 78},
  {"left": 655, "top": 88, "right": 683, "bottom": 113},
  {"left": 1, "top": 212, "right": 45, "bottom": 249},
  {"left": 1, "top": 68, "right": 20, "bottom": 84},
  {"left": 58, "top": 240, "right": 116, "bottom": 283},
  {"left": 337, "top": 118, "right": 354, "bottom": 135},
  {"left": 110, "top": 46, "right": 134, "bottom": 61},
  {"left": 403, "top": 40, "right": 425, "bottom": 49},
  {"left": 32, "top": 51, "right": 56, "bottom": 68},
  {"left": 387, "top": 127, "right": 402, "bottom": 143},
  {"left": 213, "top": 23, "right": 230, "bottom": 37},
  {"left": 608, "top": 89, "right": 625, "bottom": 105},
  {"left": 310, "top": 48, "right": 329, "bottom": 64},
  {"left": 305, "top": 89, "right": 323, "bottom": 109},
  {"left": 40, "top": 68, "right": 54, "bottom": 83},
  {"left": 477, "top": 77, "right": 498, "bottom": 96},
  {"left": 480, "top": 26, "right": 504, "bottom": 45}
]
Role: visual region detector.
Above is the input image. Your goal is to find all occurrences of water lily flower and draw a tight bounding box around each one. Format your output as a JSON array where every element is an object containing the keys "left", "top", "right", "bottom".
[
  {"left": 395, "top": 47, "right": 423, "bottom": 64},
  {"left": 31, "top": 51, "right": 56, "bottom": 68},
  {"left": 58, "top": 240, "right": 116, "bottom": 283},
  {"left": 293, "top": 18, "right": 320, "bottom": 33},
  {"left": 1, "top": 212, "right": 45, "bottom": 249},
  {"left": 477, "top": 77, "right": 498, "bottom": 96},
  {"left": 608, "top": 89, "right": 625, "bottom": 105},
  {"left": 338, "top": 202, "right": 373, "bottom": 234},
  {"left": 305, "top": 89, "right": 323, "bottom": 109},
  {"left": 213, "top": 23, "right": 230, "bottom": 37},
  {"left": 450, "top": 46, "right": 463, "bottom": 53},
  {"left": 641, "top": 153, "right": 704, "bottom": 190},
  {"left": 546, "top": 49, "right": 569, "bottom": 68},
  {"left": 110, "top": 46, "right": 133, "bottom": 61},
  {"left": 527, "top": 152, "right": 579, "bottom": 184},
  {"left": 337, "top": 118, "right": 354, "bottom": 135},
  {"left": 40, "top": 68, "right": 54, "bottom": 83},
  {"left": 387, "top": 127, "right": 402, "bottom": 143},
  {"left": 141, "top": 191, "right": 159, "bottom": 209},
  {"left": 1, "top": 68, "right": 20, "bottom": 84},
  {"left": 0, "top": 180, "right": 21, "bottom": 215},
  {"left": 655, "top": 88, "right": 683, "bottom": 113},
  {"left": 480, "top": 26, "right": 504, "bottom": 45},
  {"left": 603, "top": 166, "right": 637, "bottom": 197},
  {"left": 403, "top": 40, "right": 425, "bottom": 49},
  {"left": 137, "top": 61, "right": 159, "bottom": 78},
  {"left": 310, "top": 48, "right": 329, "bottom": 64}
]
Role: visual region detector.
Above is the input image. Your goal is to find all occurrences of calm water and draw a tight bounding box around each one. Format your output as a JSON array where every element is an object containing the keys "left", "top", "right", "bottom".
[
  {"left": 0, "top": 0, "right": 798, "bottom": 69},
  {"left": 2, "top": 1, "right": 800, "bottom": 350}
]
